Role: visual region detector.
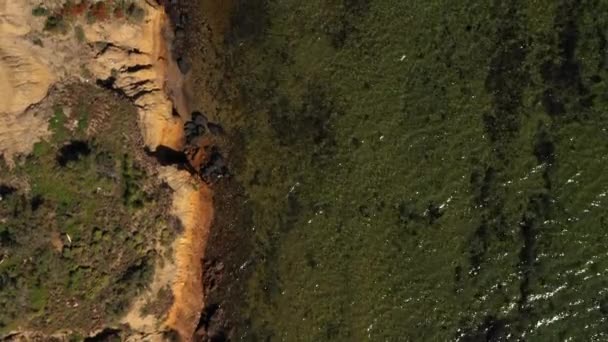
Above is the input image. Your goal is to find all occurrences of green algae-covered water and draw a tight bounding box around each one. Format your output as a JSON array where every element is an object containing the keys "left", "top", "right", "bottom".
[{"left": 187, "top": 0, "right": 608, "bottom": 340}]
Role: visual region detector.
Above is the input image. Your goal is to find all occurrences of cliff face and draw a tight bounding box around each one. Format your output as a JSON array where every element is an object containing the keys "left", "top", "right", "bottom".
[
  {"left": 0, "top": 0, "right": 55, "bottom": 163},
  {"left": 0, "top": 1, "right": 210, "bottom": 340},
  {"left": 160, "top": 168, "right": 213, "bottom": 340},
  {"left": 84, "top": 5, "right": 210, "bottom": 340},
  {"left": 83, "top": 4, "right": 185, "bottom": 151},
  {"left": 0, "top": 0, "right": 53, "bottom": 114}
]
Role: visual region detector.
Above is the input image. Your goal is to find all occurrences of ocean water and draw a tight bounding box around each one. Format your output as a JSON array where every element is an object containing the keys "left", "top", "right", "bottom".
[{"left": 189, "top": 0, "right": 608, "bottom": 340}]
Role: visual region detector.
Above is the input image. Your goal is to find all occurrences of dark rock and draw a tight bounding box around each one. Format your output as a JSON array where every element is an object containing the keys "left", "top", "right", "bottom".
[
  {"left": 200, "top": 150, "right": 228, "bottom": 183},
  {"left": 184, "top": 113, "right": 209, "bottom": 144},
  {"left": 203, "top": 259, "right": 225, "bottom": 293},
  {"left": 185, "top": 134, "right": 197, "bottom": 144},
  {"left": 207, "top": 122, "right": 224, "bottom": 136},
  {"left": 600, "top": 297, "right": 608, "bottom": 315},
  {"left": 185, "top": 125, "right": 205, "bottom": 145},
  {"left": 194, "top": 303, "right": 228, "bottom": 342},
  {"left": 192, "top": 111, "right": 208, "bottom": 126},
  {"left": 185, "top": 121, "right": 197, "bottom": 131},
  {"left": 426, "top": 201, "right": 443, "bottom": 224},
  {"left": 175, "top": 28, "right": 185, "bottom": 40},
  {"left": 179, "top": 13, "right": 188, "bottom": 27},
  {"left": 186, "top": 135, "right": 204, "bottom": 148},
  {"left": 177, "top": 56, "right": 190, "bottom": 74},
  {"left": 358, "top": 205, "right": 371, "bottom": 218},
  {"left": 196, "top": 125, "right": 206, "bottom": 136}
]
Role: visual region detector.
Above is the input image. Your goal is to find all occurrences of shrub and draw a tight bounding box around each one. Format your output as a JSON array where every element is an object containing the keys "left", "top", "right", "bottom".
[
  {"left": 126, "top": 3, "right": 145, "bottom": 23},
  {"left": 70, "top": 1, "right": 89, "bottom": 17},
  {"left": 44, "top": 15, "right": 67, "bottom": 33},
  {"left": 74, "top": 25, "right": 85, "bottom": 42},
  {"left": 86, "top": 9, "right": 97, "bottom": 24},
  {"left": 89, "top": 1, "right": 109, "bottom": 21},
  {"left": 49, "top": 105, "right": 68, "bottom": 142},
  {"left": 113, "top": 6, "right": 124, "bottom": 19},
  {"left": 32, "top": 37, "right": 43, "bottom": 47},
  {"left": 32, "top": 6, "right": 49, "bottom": 17}
]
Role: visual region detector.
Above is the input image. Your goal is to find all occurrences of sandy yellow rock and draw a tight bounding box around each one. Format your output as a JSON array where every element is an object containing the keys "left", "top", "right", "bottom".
[
  {"left": 0, "top": 0, "right": 55, "bottom": 162},
  {"left": 0, "top": 37, "right": 54, "bottom": 115},
  {"left": 159, "top": 168, "right": 213, "bottom": 340},
  {"left": 0, "top": 0, "right": 31, "bottom": 36},
  {"left": 83, "top": 4, "right": 184, "bottom": 152}
]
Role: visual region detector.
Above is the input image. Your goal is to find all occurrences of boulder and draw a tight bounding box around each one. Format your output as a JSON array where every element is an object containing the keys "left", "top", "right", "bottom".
[{"left": 207, "top": 122, "right": 224, "bottom": 136}]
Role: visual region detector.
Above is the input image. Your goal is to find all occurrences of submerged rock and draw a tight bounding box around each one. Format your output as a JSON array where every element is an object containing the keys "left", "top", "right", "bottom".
[
  {"left": 192, "top": 111, "right": 208, "bottom": 126},
  {"left": 200, "top": 149, "right": 228, "bottom": 183},
  {"left": 207, "top": 122, "right": 224, "bottom": 136},
  {"left": 184, "top": 111, "right": 212, "bottom": 143},
  {"left": 177, "top": 56, "right": 190, "bottom": 74}
]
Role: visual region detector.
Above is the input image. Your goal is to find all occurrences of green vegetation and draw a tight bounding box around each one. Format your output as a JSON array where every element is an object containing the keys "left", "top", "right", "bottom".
[
  {"left": 74, "top": 25, "right": 85, "bottom": 42},
  {"left": 190, "top": 0, "right": 608, "bottom": 340},
  {"left": 75, "top": 102, "right": 89, "bottom": 133},
  {"left": 43, "top": 14, "right": 67, "bottom": 34},
  {"left": 121, "top": 154, "right": 147, "bottom": 209},
  {"left": 0, "top": 84, "right": 175, "bottom": 334},
  {"left": 49, "top": 105, "right": 68, "bottom": 143},
  {"left": 32, "top": 37, "right": 44, "bottom": 47},
  {"left": 32, "top": 5, "right": 49, "bottom": 17},
  {"left": 125, "top": 3, "right": 146, "bottom": 23},
  {"left": 37, "top": 0, "right": 145, "bottom": 33}
]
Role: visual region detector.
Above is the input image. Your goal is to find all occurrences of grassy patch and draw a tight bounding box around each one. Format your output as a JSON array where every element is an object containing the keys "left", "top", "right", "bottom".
[
  {"left": 44, "top": 14, "right": 68, "bottom": 34},
  {"left": 32, "top": 5, "right": 49, "bottom": 17},
  {"left": 0, "top": 84, "right": 174, "bottom": 334},
  {"left": 49, "top": 105, "right": 68, "bottom": 143},
  {"left": 74, "top": 25, "right": 85, "bottom": 42},
  {"left": 40, "top": 1, "right": 146, "bottom": 34}
]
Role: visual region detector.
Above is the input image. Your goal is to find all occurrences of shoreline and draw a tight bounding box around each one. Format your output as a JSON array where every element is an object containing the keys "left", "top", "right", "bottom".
[
  {"left": 178, "top": 1, "right": 259, "bottom": 340},
  {"left": 134, "top": 2, "right": 215, "bottom": 340}
]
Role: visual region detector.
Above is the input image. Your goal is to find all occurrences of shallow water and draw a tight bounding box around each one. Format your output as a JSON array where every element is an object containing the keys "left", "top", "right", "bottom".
[{"left": 188, "top": 0, "right": 608, "bottom": 340}]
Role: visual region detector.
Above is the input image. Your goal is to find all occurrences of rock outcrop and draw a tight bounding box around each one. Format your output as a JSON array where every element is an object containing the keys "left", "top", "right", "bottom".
[
  {"left": 0, "top": 0, "right": 55, "bottom": 162},
  {"left": 83, "top": 5, "right": 185, "bottom": 151}
]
